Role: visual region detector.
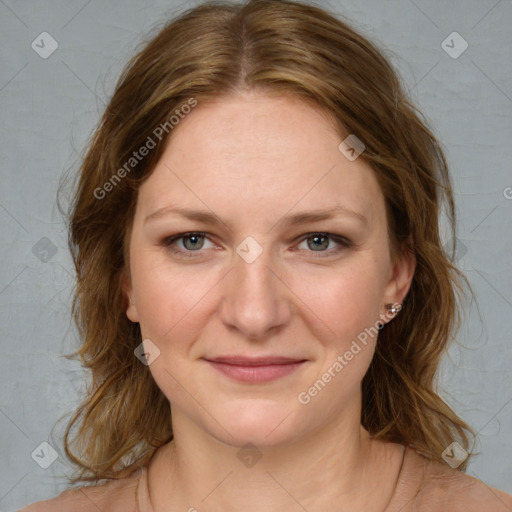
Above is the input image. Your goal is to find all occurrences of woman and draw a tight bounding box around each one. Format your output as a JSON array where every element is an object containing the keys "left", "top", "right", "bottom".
[{"left": 21, "top": 0, "right": 512, "bottom": 510}]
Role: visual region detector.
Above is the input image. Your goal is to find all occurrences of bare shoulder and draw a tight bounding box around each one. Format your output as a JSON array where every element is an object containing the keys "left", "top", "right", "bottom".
[
  {"left": 18, "top": 486, "right": 103, "bottom": 512},
  {"left": 410, "top": 450, "right": 512, "bottom": 511},
  {"left": 18, "top": 468, "right": 144, "bottom": 512}
]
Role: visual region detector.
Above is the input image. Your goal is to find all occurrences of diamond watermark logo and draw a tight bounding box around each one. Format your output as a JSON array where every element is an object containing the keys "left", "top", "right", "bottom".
[
  {"left": 441, "top": 32, "right": 468, "bottom": 59},
  {"left": 443, "top": 237, "right": 468, "bottom": 263},
  {"left": 338, "top": 134, "right": 365, "bottom": 161},
  {"left": 32, "top": 237, "right": 58, "bottom": 263},
  {"left": 31, "top": 441, "right": 58, "bottom": 469},
  {"left": 31, "top": 32, "right": 59, "bottom": 59},
  {"left": 441, "top": 441, "right": 468, "bottom": 469},
  {"left": 237, "top": 442, "right": 262, "bottom": 468},
  {"left": 134, "top": 338, "right": 161, "bottom": 366},
  {"left": 236, "top": 236, "right": 263, "bottom": 264}
]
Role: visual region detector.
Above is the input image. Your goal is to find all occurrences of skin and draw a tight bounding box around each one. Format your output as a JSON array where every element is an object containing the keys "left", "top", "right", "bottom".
[{"left": 123, "top": 91, "right": 416, "bottom": 511}]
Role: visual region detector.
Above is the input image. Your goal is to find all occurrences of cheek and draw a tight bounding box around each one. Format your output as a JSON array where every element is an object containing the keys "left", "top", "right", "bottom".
[
  {"left": 289, "top": 260, "right": 384, "bottom": 347},
  {"left": 131, "top": 255, "right": 221, "bottom": 342}
]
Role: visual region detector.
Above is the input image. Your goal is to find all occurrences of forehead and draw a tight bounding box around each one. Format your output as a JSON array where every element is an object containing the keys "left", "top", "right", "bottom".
[{"left": 136, "top": 92, "right": 384, "bottom": 229}]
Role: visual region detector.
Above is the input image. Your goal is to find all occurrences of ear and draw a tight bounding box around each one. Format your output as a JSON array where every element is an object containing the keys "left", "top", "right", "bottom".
[
  {"left": 121, "top": 270, "right": 139, "bottom": 323},
  {"left": 382, "top": 242, "right": 416, "bottom": 316}
]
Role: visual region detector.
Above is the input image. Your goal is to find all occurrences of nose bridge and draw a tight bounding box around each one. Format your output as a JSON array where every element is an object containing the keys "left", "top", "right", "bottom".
[
  {"left": 220, "top": 240, "right": 290, "bottom": 338},
  {"left": 233, "top": 246, "right": 274, "bottom": 297}
]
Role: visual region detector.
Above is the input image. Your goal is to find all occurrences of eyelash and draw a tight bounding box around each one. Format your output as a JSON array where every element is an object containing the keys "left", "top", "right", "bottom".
[{"left": 162, "top": 232, "right": 353, "bottom": 258}]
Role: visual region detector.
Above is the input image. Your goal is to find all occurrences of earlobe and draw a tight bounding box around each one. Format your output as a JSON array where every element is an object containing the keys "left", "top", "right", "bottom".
[
  {"left": 383, "top": 246, "right": 416, "bottom": 317},
  {"left": 126, "top": 297, "right": 139, "bottom": 323},
  {"left": 121, "top": 272, "right": 139, "bottom": 323}
]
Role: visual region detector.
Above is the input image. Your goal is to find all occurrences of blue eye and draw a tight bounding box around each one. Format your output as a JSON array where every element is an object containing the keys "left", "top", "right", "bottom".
[
  {"left": 162, "top": 231, "right": 352, "bottom": 258},
  {"left": 296, "top": 232, "right": 352, "bottom": 257},
  {"left": 163, "top": 232, "right": 212, "bottom": 257}
]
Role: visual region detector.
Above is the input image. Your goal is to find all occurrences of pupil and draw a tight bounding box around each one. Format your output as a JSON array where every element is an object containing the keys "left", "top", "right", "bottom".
[
  {"left": 185, "top": 234, "right": 203, "bottom": 250},
  {"left": 310, "top": 235, "right": 328, "bottom": 251}
]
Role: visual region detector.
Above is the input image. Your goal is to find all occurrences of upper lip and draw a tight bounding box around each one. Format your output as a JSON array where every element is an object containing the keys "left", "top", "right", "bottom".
[{"left": 205, "top": 356, "right": 306, "bottom": 366}]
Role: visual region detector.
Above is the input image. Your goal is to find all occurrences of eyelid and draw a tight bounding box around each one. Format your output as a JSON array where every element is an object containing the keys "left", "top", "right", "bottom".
[
  {"left": 162, "top": 231, "right": 352, "bottom": 258},
  {"left": 294, "top": 232, "right": 352, "bottom": 256},
  {"left": 162, "top": 231, "right": 214, "bottom": 256}
]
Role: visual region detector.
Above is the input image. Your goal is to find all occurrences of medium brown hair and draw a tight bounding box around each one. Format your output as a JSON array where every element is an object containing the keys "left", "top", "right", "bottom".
[{"left": 58, "top": 0, "right": 477, "bottom": 484}]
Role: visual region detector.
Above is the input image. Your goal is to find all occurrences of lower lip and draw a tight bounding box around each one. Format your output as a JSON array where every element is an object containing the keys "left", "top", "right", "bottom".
[{"left": 206, "top": 360, "right": 306, "bottom": 383}]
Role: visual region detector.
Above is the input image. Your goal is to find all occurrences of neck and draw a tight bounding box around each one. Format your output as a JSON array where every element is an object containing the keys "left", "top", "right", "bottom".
[{"left": 148, "top": 406, "right": 401, "bottom": 512}]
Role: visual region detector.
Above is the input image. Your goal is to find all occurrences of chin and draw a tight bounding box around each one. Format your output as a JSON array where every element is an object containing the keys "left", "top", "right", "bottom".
[{"left": 212, "top": 398, "right": 301, "bottom": 448}]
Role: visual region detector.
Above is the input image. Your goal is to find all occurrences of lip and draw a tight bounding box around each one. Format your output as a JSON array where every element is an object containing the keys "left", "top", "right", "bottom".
[{"left": 204, "top": 356, "right": 307, "bottom": 383}]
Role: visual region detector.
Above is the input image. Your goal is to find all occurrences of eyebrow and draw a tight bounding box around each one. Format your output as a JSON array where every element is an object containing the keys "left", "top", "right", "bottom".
[{"left": 144, "top": 205, "right": 368, "bottom": 229}]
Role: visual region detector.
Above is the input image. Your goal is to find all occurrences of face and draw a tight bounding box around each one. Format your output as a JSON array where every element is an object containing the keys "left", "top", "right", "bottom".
[{"left": 123, "top": 91, "right": 415, "bottom": 448}]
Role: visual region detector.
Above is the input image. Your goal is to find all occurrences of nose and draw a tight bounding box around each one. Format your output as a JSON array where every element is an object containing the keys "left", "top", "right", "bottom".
[{"left": 218, "top": 244, "right": 292, "bottom": 341}]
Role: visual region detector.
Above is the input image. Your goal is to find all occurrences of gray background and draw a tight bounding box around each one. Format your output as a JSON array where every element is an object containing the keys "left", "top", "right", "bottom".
[{"left": 1, "top": 0, "right": 511, "bottom": 509}]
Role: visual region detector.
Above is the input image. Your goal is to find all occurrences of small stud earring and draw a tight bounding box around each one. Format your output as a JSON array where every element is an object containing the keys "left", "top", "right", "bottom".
[
  {"left": 378, "top": 303, "right": 402, "bottom": 331},
  {"left": 385, "top": 303, "right": 401, "bottom": 315}
]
